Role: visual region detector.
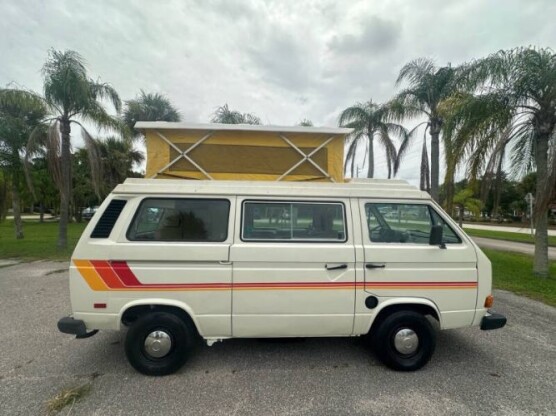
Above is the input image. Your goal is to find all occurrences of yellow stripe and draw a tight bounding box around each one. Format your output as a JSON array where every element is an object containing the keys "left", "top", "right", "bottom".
[{"left": 74, "top": 260, "right": 109, "bottom": 291}]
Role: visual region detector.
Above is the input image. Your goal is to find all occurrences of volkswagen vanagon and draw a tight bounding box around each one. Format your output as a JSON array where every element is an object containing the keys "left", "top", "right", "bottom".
[{"left": 58, "top": 178, "right": 506, "bottom": 375}]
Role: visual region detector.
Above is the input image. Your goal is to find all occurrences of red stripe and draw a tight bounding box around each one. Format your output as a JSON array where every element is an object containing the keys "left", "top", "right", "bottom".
[
  {"left": 91, "top": 260, "right": 125, "bottom": 289},
  {"left": 92, "top": 260, "right": 476, "bottom": 290},
  {"left": 110, "top": 261, "right": 143, "bottom": 286},
  {"left": 367, "top": 282, "right": 476, "bottom": 286},
  {"left": 233, "top": 282, "right": 354, "bottom": 287}
]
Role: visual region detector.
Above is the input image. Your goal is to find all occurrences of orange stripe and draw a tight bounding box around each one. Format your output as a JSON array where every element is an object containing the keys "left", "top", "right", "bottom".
[{"left": 73, "top": 260, "right": 109, "bottom": 291}]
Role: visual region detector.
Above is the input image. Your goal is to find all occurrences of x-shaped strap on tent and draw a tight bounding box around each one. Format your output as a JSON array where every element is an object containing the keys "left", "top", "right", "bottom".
[
  {"left": 151, "top": 130, "right": 214, "bottom": 179},
  {"left": 276, "top": 134, "right": 336, "bottom": 182}
]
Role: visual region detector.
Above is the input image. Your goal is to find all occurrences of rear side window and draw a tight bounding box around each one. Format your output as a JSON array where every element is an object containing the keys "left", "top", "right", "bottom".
[
  {"left": 242, "top": 201, "right": 346, "bottom": 242},
  {"left": 127, "top": 198, "right": 230, "bottom": 242},
  {"left": 91, "top": 199, "right": 127, "bottom": 238},
  {"left": 365, "top": 203, "right": 461, "bottom": 244}
]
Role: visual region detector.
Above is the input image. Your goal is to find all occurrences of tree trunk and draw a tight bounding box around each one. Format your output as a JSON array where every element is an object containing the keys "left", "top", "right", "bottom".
[
  {"left": 458, "top": 204, "right": 464, "bottom": 228},
  {"left": 0, "top": 177, "right": 7, "bottom": 221},
  {"left": 12, "top": 177, "right": 24, "bottom": 239},
  {"left": 429, "top": 121, "right": 441, "bottom": 202},
  {"left": 420, "top": 139, "right": 430, "bottom": 192},
  {"left": 39, "top": 202, "right": 44, "bottom": 223},
  {"left": 58, "top": 120, "right": 72, "bottom": 249},
  {"left": 492, "top": 156, "right": 504, "bottom": 218},
  {"left": 533, "top": 132, "right": 549, "bottom": 277},
  {"left": 445, "top": 177, "right": 455, "bottom": 216},
  {"left": 367, "top": 136, "right": 374, "bottom": 178}
]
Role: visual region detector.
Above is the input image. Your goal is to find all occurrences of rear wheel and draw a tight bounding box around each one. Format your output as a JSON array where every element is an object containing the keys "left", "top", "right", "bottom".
[
  {"left": 124, "top": 312, "right": 193, "bottom": 376},
  {"left": 372, "top": 310, "right": 436, "bottom": 371}
]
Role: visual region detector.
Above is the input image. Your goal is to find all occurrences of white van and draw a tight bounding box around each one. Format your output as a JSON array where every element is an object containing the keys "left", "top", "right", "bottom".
[{"left": 58, "top": 178, "right": 506, "bottom": 375}]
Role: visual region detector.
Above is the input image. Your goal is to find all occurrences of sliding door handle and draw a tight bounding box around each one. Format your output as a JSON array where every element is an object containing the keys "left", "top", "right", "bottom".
[
  {"left": 366, "top": 263, "right": 386, "bottom": 269},
  {"left": 325, "top": 264, "right": 348, "bottom": 270}
]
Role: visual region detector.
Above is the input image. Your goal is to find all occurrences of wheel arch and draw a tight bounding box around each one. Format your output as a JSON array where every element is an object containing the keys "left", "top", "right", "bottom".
[
  {"left": 118, "top": 299, "right": 202, "bottom": 337},
  {"left": 365, "top": 297, "right": 441, "bottom": 335}
]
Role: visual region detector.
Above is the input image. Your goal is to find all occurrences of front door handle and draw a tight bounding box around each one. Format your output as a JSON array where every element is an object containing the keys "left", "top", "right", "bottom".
[
  {"left": 366, "top": 263, "right": 386, "bottom": 269},
  {"left": 325, "top": 263, "right": 348, "bottom": 270}
]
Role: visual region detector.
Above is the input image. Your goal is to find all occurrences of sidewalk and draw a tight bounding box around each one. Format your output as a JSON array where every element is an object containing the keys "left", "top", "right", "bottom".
[
  {"left": 464, "top": 223, "right": 556, "bottom": 236},
  {"left": 470, "top": 236, "right": 556, "bottom": 259}
]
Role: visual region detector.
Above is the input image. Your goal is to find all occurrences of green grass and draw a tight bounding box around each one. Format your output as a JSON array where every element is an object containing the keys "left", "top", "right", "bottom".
[
  {"left": 464, "top": 227, "right": 556, "bottom": 247},
  {"left": 0, "top": 220, "right": 87, "bottom": 261},
  {"left": 484, "top": 248, "right": 556, "bottom": 307}
]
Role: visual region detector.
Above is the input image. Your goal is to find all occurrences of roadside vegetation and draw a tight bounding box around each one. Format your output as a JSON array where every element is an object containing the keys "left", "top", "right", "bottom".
[
  {"left": 464, "top": 228, "right": 556, "bottom": 247},
  {"left": 486, "top": 249, "right": 556, "bottom": 307}
]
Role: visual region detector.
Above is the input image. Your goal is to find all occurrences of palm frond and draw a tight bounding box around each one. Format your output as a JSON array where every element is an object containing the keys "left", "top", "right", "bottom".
[
  {"left": 396, "top": 57, "right": 436, "bottom": 86},
  {"left": 90, "top": 82, "right": 122, "bottom": 113},
  {"left": 72, "top": 121, "right": 102, "bottom": 197}
]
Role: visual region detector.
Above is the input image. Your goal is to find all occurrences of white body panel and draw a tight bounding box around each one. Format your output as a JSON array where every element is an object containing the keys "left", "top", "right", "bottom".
[
  {"left": 68, "top": 179, "right": 492, "bottom": 339},
  {"left": 231, "top": 197, "right": 356, "bottom": 337}
]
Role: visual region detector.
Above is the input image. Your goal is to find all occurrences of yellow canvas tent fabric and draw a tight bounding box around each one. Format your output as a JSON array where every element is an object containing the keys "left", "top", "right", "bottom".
[{"left": 136, "top": 123, "right": 351, "bottom": 182}]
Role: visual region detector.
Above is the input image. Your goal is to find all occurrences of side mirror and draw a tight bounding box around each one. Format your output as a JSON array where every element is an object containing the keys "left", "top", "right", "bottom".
[{"left": 429, "top": 225, "right": 446, "bottom": 248}]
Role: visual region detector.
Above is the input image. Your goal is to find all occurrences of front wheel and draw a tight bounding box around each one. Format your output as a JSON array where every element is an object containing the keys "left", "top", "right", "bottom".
[
  {"left": 125, "top": 312, "right": 193, "bottom": 376},
  {"left": 372, "top": 310, "right": 436, "bottom": 371}
]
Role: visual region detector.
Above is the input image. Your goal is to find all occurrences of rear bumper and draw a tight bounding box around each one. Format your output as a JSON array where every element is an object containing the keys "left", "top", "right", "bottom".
[
  {"left": 58, "top": 316, "right": 98, "bottom": 339},
  {"left": 480, "top": 311, "right": 507, "bottom": 330}
]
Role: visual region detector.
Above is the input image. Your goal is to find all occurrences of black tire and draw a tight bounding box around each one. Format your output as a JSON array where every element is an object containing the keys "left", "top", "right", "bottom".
[
  {"left": 124, "top": 312, "right": 193, "bottom": 376},
  {"left": 372, "top": 310, "right": 436, "bottom": 371}
]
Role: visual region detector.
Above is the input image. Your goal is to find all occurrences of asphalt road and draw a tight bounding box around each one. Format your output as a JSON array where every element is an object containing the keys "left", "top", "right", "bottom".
[
  {"left": 471, "top": 236, "right": 556, "bottom": 259},
  {"left": 1, "top": 261, "right": 555, "bottom": 416}
]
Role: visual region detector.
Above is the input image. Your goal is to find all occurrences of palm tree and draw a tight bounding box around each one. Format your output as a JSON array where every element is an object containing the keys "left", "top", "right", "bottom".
[
  {"left": 97, "top": 136, "right": 144, "bottom": 192},
  {"left": 298, "top": 119, "right": 313, "bottom": 127},
  {"left": 31, "top": 49, "right": 122, "bottom": 249},
  {"left": 211, "top": 104, "right": 261, "bottom": 125},
  {"left": 391, "top": 59, "right": 459, "bottom": 201},
  {"left": 454, "top": 47, "right": 556, "bottom": 277},
  {"left": 0, "top": 89, "right": 47, "bottom": 239},
  {"left": 453, "top": 187, "right": 482, "bottom": 227},
  {"left": 123, "top": 91, "right": 181, "bottom": 140},
  {"left": 339, "top": 101, "right": 407, "bottom": 179}
]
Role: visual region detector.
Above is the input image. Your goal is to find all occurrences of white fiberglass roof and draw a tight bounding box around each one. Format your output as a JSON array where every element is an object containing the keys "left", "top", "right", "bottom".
[
  {"left": 114, "top": 178, "right": 429, "bottom": 200},
  {"left": 134, "top": 121, "right": 353, "bottom": 135}
]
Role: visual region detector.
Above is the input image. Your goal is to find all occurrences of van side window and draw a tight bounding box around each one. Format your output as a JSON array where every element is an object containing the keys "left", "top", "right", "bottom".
[
  {"left": 243, "top": 201, "right": 346, "bottom": 242},
  {"left": 430, "top": 209, "right": 461, "bottom": 244},
  {"left": 364, "top": 203, "right": 461, "bottom": 244},
  {"left": 127, "top": 198, "right": 230, "bottom": 242}
]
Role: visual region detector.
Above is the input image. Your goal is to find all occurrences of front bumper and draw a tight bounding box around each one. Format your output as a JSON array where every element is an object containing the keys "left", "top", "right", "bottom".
[
  {"left": 58, "top": 316, "right": 98, "bottom": 339},
  {"left": 480, "top": 311, "right": 507, "bottom": 330}
]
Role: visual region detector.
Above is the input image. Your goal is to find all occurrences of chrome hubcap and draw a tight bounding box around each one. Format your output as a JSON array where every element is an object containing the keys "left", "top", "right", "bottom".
[
  {"left": 393, "top": 328, "right": 419, "bottom": 355},
  {"left": 144, "top": 330, "right": 172, "bottom": 358}
]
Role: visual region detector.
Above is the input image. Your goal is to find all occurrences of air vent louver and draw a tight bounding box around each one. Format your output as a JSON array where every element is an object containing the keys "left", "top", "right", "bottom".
[{"left": 90, "top": 200, "right": 127, "bottom": 238}]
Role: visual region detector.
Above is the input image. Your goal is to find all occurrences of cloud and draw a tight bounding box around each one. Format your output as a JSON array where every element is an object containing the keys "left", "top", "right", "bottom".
[
  {"left": 328, "top": 16, "right": 401, "bottom": 56},
  {"left": 1, "top": 0, "right": 556, "bottom": 184}
]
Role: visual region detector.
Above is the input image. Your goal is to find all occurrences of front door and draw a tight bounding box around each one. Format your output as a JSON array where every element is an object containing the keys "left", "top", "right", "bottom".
[
  {"left": 359, "top": 199, "right": 478, "bottom": 329},
  {"left": 231, "top": 198, "right": 356, "bottom": 337}
]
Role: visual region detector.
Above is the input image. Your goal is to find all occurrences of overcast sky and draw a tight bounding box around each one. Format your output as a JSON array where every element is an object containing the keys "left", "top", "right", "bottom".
[{"left": 1, "top": 0, "right": 555, "bottom": 184}]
